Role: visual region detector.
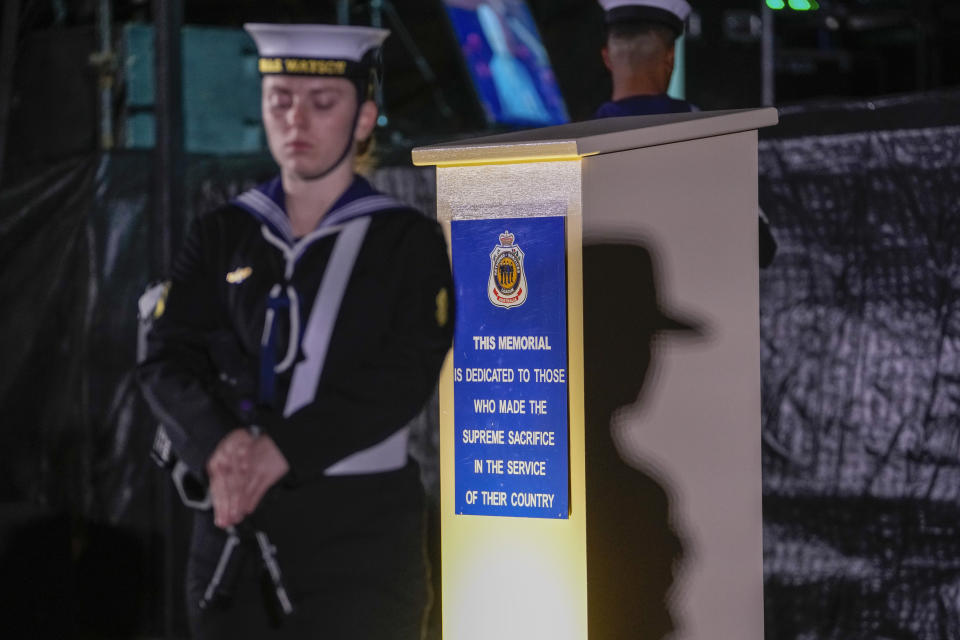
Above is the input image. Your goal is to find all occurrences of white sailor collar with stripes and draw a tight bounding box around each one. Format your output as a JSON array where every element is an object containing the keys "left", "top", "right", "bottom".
[
  {"left": 232, "top": 174, "right": 406, "bottom": 247},
  {"left": 230, "top": 174, "right": 418, "bottom": 477}
]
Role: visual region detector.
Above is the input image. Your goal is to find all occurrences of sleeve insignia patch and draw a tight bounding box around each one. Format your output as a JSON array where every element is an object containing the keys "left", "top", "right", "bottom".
[
  {"left": 436, "top": 287, "right": 450, "bottom": 328},
  {"left": 153, "top": 281, "right": 171, "bottom": 319}
]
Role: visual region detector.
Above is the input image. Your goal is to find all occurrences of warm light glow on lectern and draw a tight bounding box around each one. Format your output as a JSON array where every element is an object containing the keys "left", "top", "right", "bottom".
[
  {"left": 430, "top": 159, "right": 588, "bottom": 640},
  {"left": 444, "top": 523, "right": 587, "bottom": 639}
]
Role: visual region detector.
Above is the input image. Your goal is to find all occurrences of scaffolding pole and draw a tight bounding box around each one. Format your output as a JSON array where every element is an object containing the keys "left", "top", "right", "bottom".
[
  {"left": 93, "top": 0, "right": 115, "bottom": 150},
  {"left": 761, "top": 4, "right": 775, "bottom": 107},
  {"left": 151, "top": 0, "right": 184, "bottom": 636},
  {"left": 0, "top": 0, "right": 21, "bottom": 187},
  {"left": 152, "top": 0, "right": 184, "bottom": 277}
]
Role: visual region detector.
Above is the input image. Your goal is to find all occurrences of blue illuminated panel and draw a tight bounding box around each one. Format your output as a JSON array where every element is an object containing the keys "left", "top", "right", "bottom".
[{"left": 451, "top": 216, "right": 569, "bottom": 519}]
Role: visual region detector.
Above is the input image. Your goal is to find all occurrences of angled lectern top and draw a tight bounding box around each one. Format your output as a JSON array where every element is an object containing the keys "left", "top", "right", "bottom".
[{"left": 413, "top": 108, "right": 778, "bottom": 166}]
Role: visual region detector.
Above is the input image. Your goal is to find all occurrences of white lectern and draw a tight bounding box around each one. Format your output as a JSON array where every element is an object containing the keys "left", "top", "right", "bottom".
[{"left": 413, "top": 108, "right": 778, "bottom": 640}]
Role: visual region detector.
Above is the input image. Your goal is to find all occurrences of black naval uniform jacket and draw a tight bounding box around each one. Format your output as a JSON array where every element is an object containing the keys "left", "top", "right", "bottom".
[
  {"left": 138, "top": 175, "right": 453, "bottom": 607},
  {"left": 592, "top": 93, "right": 695, "bottom": 118}
]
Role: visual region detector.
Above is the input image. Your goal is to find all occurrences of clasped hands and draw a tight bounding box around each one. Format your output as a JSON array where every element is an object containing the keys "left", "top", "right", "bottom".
[{"left": 206, "top": 428, "right": 290, "bottom": 529}]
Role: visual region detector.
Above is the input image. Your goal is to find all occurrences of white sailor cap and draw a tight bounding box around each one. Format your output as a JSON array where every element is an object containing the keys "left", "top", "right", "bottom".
[
  {"left": 244, "top": 23, "right": 389, "bottom": 79},
  {"left": 598, "top": 0, "right": 691, "bottom": 36}
]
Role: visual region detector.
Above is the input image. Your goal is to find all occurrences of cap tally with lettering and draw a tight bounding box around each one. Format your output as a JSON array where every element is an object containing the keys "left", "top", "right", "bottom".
[
  {"left": 598, "top": 0, "right": 692, "bottom": 36},
  {"left": 244, "top": 23, "right": 389, "bottom": 80}
]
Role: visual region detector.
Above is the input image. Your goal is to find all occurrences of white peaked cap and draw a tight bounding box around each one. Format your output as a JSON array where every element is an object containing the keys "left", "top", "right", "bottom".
[
  {"left": 598, "top": 0, "right": 692, "bottom": 34},
  {"left": 244, "top": 23, "right": 389, "bottom": 64}
]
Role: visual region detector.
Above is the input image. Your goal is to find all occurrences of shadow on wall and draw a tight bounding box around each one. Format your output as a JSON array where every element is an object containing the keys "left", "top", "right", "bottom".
[{"left": 582, "top": 241, "right": 706, "bottom": 640}]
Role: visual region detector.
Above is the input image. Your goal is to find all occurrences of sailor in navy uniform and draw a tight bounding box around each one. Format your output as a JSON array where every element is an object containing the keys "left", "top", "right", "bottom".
[
  {"left": 593, "top": 0, "right": 695, "bottom": 118},
  {"left": 138, "top": 23, "right": 453, "bottom": 639},
  {"left": 593, "top": 1, "right": 777, "bottom": 265}
]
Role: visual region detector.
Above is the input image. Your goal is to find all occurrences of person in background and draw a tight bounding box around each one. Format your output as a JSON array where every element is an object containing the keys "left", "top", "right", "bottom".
[
  {"left": 593, "top": 0, "right": 777, "bottom": 266},
  {"left": 138, "top": 23, "right": 453, "bottom": 639},
  {"left": 594, "top": 0, "right": 693, "bottom": 118}
]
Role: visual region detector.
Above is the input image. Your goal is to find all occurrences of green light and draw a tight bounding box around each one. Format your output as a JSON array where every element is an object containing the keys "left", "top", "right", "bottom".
[
  {"left": 787, "top": 0, "right": 820, "bottom": 10},
  {"left": 766, "top": 0, "right": 786, "bottom": 9}
]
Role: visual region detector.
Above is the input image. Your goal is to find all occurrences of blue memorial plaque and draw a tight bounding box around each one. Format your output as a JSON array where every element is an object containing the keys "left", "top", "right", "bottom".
[{"left": 451, "top": 216, "right": 568, "bottom": 518}]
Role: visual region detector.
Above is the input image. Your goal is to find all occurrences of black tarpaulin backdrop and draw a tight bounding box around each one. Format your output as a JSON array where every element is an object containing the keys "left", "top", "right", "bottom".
[
  {"left": 760, "top": 92, "right": 960, "bottom": 639},
  {"left": 1, "top": 91, "right": 960, "bottom": 637}
]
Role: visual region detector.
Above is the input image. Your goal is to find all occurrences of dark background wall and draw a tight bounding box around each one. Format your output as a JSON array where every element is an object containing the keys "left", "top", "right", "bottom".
[
  {"left": 3, "top": 1, "right": 960, "bottom": 639},
  {"left": 4, "top": 0, "right": 960, "bottom": 184}
]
